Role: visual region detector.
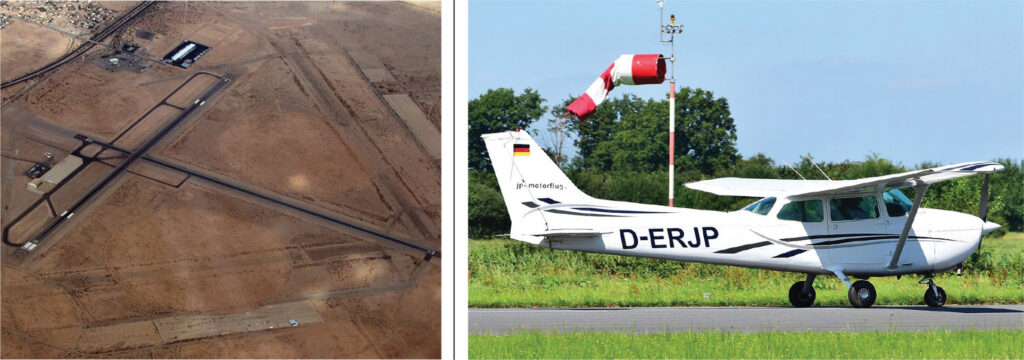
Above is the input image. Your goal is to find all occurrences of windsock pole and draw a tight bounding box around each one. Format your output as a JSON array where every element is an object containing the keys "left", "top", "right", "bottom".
[
  {"left": 660, "top": 0, "right": 683, "bottom": 207},
  {"left": 668, "top": 80, "right": 675, "bottom": 207}
]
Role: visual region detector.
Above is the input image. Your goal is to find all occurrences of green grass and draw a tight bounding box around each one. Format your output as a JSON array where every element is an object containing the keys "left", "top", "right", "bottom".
[
  {"left": 469, "top": 330, "right": 1024, "bottom": 359},
  {"left": 985, "top": 232, "right": 1024, "bottom": 253},
  {"left": 469, "top": 233, "right": 1024, "bottom": 308}
]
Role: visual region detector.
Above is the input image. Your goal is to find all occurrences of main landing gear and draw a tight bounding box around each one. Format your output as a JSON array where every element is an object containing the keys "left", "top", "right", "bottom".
[
  {"left": 788, "top": 274, "right": 816, "bottom": 307},
  {"left": 921, "top": 275, "right": 946, "bottom": 307},
  {"left": 786, "top": 271, "right": 949, "bottom": 308},
  {"left": 847, "top": 280, "right": 876, "bottom": 308},
  {"left": 828, "top": 269, "right": 877, "bottom": 308}
]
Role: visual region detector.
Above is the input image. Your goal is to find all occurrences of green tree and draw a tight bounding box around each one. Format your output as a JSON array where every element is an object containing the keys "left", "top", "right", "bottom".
[
  {"left": 989, "top": 159, "right": 1023, "bottom": 232},
  {"left": 468, "top": 169, "right": 510, "bottom": 237},
  {"left": 675, "top": 88, "right": 739, "bottom": 174},
  {"left": 553, "top": 88, "right": 739, "bottom": 175},
  {"left": 468, "top": 88, "right": 547, "bottom": 170},
  {"left": 725, "top": 153, "right": 779, "bottom": 179}
]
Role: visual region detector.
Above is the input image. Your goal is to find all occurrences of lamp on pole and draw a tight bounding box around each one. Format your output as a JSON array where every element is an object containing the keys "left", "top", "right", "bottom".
[{"left": 659, "top": 0, "right": 683, "bottom": 206}]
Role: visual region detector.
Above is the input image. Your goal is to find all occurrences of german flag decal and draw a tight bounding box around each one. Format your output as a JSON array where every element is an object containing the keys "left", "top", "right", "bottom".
[{"left": 513, "top": 144, "right": 530, "bottom": 156}]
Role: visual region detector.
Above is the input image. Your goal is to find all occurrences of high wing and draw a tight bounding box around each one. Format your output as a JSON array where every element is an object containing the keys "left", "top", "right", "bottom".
[{"left": 685, "top": 161, "right": 1004, "bottom": 198}]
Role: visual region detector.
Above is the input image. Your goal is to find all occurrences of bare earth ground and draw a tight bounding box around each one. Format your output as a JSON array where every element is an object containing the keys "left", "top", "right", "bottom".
[
  {"left": 0, "top": 20, "right": 76, "bottom": 83},
  {"left": 1, "top": 1, "right": 440, "bottom": 358}
]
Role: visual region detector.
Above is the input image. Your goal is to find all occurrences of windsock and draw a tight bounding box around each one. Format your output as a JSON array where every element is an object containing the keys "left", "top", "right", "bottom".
[{"left": 567, "top": 54, "right": 666, "bottom": 120}]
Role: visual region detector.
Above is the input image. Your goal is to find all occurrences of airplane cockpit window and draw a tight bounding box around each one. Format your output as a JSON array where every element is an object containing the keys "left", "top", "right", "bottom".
[
  {"left": 743, "top": 197, "right": 776, "bottom": 215},
  {"left": 829, "top": 195, "right": 879, "bottom": 221},
  {"left": 777, "top": 200, "right": 824, "bottom": 222},
  {"left": 883, "top": 188, "right": 913, "bottom": 217}
]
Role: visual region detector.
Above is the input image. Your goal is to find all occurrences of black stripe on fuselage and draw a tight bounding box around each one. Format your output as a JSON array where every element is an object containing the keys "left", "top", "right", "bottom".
[
  {"left": 544, "top": 209, "right": 622, "bottom": 217},
  {"left": 717, "top": 233, "right": 955, "bottom": 255},
  {"left": 810, "top": 235, "right": 953, "bottom": 246},
  {"left": 780, "top": 233, "right": 877, "bottom": 242},
  {"left": 781, "top": 233, "right": 954, "bottom": 245},
  {"left": 572, "top": 207, "right": 668, "bottom": 214},
  {"left": 773, "top": 249, "right": 807, "bottom": 258},
  {"left": 522, "top": 201, "right": 621, "bottom": 217},
  {"left": 524, "top": 198, "right": 661, "bottom": 216},
  {"left": 715, "top": 241, "right": 771, "bottom": 254}
]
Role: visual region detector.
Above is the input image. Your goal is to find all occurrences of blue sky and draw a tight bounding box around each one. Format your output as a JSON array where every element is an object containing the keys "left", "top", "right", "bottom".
[{"left": 469, "top": 1, "right": 1023, "bottom": 166}]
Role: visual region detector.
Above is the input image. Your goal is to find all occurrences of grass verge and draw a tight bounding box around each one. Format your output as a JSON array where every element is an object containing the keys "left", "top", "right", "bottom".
[
  {"left": 469, "top": 330, "right": 1024, "bottom": 359},
  {"left": 469, "top": 233, "right": 1023, "bottom": 308}
]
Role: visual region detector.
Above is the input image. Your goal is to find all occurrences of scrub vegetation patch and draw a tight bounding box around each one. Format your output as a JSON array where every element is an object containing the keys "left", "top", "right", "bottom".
[{"left": 469, "top": 233, "right": 1024, "bottom": 308}]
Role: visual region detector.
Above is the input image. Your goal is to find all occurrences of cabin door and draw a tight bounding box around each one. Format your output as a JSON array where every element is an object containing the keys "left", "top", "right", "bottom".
[{"left": 826, "top": 194, "right": 891, "bottom": 265}]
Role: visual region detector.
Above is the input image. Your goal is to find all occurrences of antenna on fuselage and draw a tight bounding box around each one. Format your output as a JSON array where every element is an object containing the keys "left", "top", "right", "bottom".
[
  {"left": 804, "top": 155, "right": 832, "bottom": 181},
  {"left": 783, "top": 160, "right": 806, "bottom": 181}
]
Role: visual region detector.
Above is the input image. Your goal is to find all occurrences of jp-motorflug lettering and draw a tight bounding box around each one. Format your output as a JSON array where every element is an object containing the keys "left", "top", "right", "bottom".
[{"left": 516, "top": 182, "right": 565, "bottom": 191}]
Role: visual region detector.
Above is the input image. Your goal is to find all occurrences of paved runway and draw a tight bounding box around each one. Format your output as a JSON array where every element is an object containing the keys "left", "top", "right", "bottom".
[{"left": 469, "top": 305, "right": 1024, "bottom": 334}]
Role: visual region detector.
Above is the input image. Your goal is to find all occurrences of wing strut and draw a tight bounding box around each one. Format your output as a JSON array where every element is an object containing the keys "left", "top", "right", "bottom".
[{"left": 887, "top": 182, "right": 929, "bottom": 270}]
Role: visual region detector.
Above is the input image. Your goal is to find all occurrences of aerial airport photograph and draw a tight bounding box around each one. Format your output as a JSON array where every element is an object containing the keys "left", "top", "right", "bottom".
[
  {"left": 467, "top": 0, "right": 1022, "bottom": 358},
  {"left": 1, "top": 0, "right": 441, "bottom": 358}
]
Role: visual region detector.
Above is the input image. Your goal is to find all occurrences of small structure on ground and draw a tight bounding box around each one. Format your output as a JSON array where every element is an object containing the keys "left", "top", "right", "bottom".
[
  {"left": 92, "top": 44, "right": 151, "bottom": 73},
  {"left": 162, "top": 40, "right": 211, "bottom": 69},
  {"left": 27, "top": 155, "right": 82, "bottom": 195}
]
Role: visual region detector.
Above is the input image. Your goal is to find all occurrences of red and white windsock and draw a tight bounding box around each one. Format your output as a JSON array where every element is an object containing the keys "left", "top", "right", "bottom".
[{"left": 567, "top": 54, "right": 666, "bottom": 120}]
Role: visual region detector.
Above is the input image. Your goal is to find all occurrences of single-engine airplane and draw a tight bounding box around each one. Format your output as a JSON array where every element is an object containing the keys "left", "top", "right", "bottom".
[{"left": 483, "top": 130, "right": 1004, "bottom": 308}]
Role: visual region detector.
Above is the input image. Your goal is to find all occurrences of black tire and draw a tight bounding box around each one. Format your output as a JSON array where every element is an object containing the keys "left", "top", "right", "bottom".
[
  {"left": 924, "top": 286, "right": 946, "bottom": 307},
  {"left": 847, "top": 280, "right": 876, "bottom": 308},
  {"left": 788, "top": 281, "right": 815, "bottom": 307}
]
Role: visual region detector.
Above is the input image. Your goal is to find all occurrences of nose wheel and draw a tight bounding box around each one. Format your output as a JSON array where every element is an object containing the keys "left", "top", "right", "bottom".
[
  {"left": 847, "top": 280, "right": 876, "bottom": 308},
  {"left": 921, "top": 276, "right": 946, "bottom": 307}
]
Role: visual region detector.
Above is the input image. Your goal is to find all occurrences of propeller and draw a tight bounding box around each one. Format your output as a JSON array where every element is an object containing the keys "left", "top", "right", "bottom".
[
  {"left": 977, "top": 174, "right": 991, "bottom": 252},
  {"left": 979, "top": 174, "right": 990, "bottom": 221}
]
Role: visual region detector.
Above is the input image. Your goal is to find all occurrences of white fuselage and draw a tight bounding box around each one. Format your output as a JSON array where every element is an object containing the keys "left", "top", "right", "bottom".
[
  {"left": 534, "top": 199, "right": 983, "bottom": 277},
  {"left": 482, "top": 130, "right": 995, "bottom": 279}
]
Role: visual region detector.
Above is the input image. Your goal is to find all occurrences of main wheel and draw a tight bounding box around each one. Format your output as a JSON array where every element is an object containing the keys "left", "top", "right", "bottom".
[
  {"left": 788, "top": 281, "right": 816, "bottom": 307},
  {"left": 924, "top": 286, "right": 946, "bottom": 307},
  {"left": 847, "top": 280, "right": 876, "bottom": 308}
]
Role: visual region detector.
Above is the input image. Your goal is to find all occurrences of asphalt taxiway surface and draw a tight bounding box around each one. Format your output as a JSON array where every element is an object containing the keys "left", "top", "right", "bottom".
[{"left": 469, "top": 305, "right": 1024, "bottom": 334}]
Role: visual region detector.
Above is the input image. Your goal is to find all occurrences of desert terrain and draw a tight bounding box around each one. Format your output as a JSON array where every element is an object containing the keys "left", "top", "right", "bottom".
[{"left": 1, "top": 1, "right": 440, "bottom": 358}]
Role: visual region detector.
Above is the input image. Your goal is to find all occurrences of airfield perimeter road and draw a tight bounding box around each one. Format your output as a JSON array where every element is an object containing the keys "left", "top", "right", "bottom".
[{"left": 469, "top": 305, "right": 1024, "bottom": 334}]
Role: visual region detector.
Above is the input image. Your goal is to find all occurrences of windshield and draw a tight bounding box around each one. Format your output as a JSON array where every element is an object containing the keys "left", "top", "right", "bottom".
[
  {"left": 883, "top": 188, "right": 914, "bottom": 217},
  {"left": 743, "top": 197, "right": 776, "bottom": 215}
]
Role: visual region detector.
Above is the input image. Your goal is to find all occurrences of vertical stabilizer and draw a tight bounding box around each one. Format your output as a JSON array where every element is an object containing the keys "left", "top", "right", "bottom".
[{"left": 481, "top": 131, "right": 594, "bottom": 243}]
